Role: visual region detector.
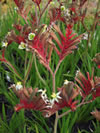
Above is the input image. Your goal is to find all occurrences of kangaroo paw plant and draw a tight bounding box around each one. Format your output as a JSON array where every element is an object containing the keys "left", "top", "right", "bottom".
[{"left": 0, "top": 0, "right": 100, "bottom": 133}]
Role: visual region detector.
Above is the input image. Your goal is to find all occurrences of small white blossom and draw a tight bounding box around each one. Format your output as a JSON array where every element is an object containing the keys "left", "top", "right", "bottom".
[
  {"left": 75, "top": 70, "right": 80, "bottom": 77},
  {"left": 28, "top": 33, "right": 35, "bottom": 40},
  {"left": 64, "top": 79, "right": 69, "bottom": 85},
  {"left": 38, "top": 89, "right": 47, "bottom": 100},
  {"left": 2, "top": 42, "right": 8, "bottom": 47},
  {"left": 50, "top": 1, "right": 55, "bottom": 6},
  {"left": 6, "top": 74, "right": 11, "bottom": 82},
  {"left": 42, "top": 25, "right": 47, "bottom": 33},
  {"left": 83, "top": 33, "right": 88, "bottom": 40},
  {"left": 51, "top": 91, "right": 61, "bottom": 104},
  {"left": 18, "top": 42, "right": 27, "bottom": 49},
  {"left": 64, "top": 9, "right": 70, "bottom": 17},
  {"left": 15, "top": 82, "right": 23, "bottom": 90},
  {"left": 61, "top": 6, "right": 65, "bottom": 11}
]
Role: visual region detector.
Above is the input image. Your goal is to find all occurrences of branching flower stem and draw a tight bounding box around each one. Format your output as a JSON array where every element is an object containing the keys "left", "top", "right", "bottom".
[
  {"left": 39, "top": 0, "right": 51, "bottom": 23},
  {"left": 53, "top": 99, "right": 93, "bottom": 133}
]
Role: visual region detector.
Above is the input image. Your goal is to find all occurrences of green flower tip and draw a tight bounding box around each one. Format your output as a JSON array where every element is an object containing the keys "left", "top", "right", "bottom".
[
  {"left": 61, "top": 6, "right": 65, "bottom": 11},
  {"left": 18, "top": 42, "right": 26, "bottom": 49},
  {"left": 28, "top": 33, "right": 35, "bottom": 41}
]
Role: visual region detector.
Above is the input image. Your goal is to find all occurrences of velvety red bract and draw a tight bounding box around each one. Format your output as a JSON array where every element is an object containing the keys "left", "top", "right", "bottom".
[
  {"left": 51, "top": 24, "right": 83, "bottom": 61},
  {"left": 98, "top": 65, "right": 100, "bottom": 69},
  {"left": 75, "top": 71, "right": 100, "bottom": 99},
  {"left": 15, "top": 99, "right": 46, "bottom": 111},
  {"left": 13, "top": 88, "right": 48, "bottom": 114},
  {"left": 14, "top": 0, "right": 20, "bottom": 7},
  {"left": 0, "top": 49, "right": 7, "bottom": 63},
  {"left": 43, "top": 82, "right": 79, "bottom": 117}
]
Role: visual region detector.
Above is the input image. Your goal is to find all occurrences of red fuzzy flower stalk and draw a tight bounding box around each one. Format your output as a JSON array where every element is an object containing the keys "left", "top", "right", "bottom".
[
  {"left": 32, "top": 0, "right": 41, "bottom": 9},
  {"left": 50, "top": 24, "right": 83, "bottom": 61},
  {"left": 28, "top": 25, "right": 53, "bottom": 69},
  {"left": 75, "top": 70, "right": 100, "bottom": 99},
  {"left": 11, "top": 86, "right": 52, "bottom": 114},
  {"left": 43, "top": 80, "right": 79, "bottom": 117},
  {"left": 92, "top": 53, "right": 100, "bottom": 69},
  {"left": 0, "top": 49, "right": 7, "bottom": 63}
]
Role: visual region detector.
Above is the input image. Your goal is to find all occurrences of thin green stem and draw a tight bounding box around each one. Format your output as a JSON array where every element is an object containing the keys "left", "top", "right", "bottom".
[
  {"left": 54, "top": 60, "right": 62, "bottom": 75},
  {"left": 35, "top": 4, "right": 39, "bottom": 26},
  {"left": 34, "top": 54, "right": 47, "bottom": 86},
  {"left": 5, "top": 61, "right": 23, "bottom": 81},
  {"left": 53, "top": 112, "right": 59, "bottom": 133},
  {"left": 24, "top": 51, "right": 28, "bottom": 77},
  {"left": 52, "top": 73, "right": 55, "bottom": 92},
  {"left": 23, "top": 52, "right": 34, "bottom": 86}
]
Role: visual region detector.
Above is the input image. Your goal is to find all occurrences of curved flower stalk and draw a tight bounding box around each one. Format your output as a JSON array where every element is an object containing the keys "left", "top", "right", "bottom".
[
  {"left": 92, "top": 53, "right": 100, "bottom": 69},
  {"left": 50, "top": 24, "right": 84, "bottom": 61},
  {"left": 75, "top": 70, "right": 100, "bottom": 99}
]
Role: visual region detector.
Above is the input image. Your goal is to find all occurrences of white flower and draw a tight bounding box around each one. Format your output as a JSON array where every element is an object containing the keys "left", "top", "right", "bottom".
[
  {"left": 51, "top": 91, "right": 61, "bottom": 104},
  {"left": 83, "top": 33, "right": 88, "bottom": 40},
  {"left": 18, "top": 42, "right": 27, "bottom": 49},
  {"left": 75, "top": 70, "right": 80, "bottom": 77},
  {"left": 15, "top": 82, "right": 23, "bottom": 90},
  {"left": 50, "top": 1, "right": 55, "bottom": 5},
  {"left": 38, "top": 89, "right": 47, "bottom": 100},
  {"left": 28, "top": 33, "right": 35, "bottom": 40},
  {"left": 64, "top": 9, "right": 70, "bottom": 16},
  {"left": 42, "top": 25, "right": 47, "bottom": 33},
  {"left": 61, "top": 6, "right": 65, "bottom": 11},
  {"left": 2, "top": 41, "right": 8, "bottom": 47},
  {"left": 6, "top": 74, "right": 11, "bottom": 82},
  {"left": 64, "top": 79, "right": 69, "bottom": 85}
]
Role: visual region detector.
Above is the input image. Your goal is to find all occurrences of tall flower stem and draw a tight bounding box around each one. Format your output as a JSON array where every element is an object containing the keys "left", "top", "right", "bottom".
[
  {"left": 34, "top": 54, "right": 47, "bottom": 86},
  {"left": 23, "top": 52, "right": 34, "bottom": 86},
  {"left": 39, "top": 0, "right": 51, "bottom": 23},
  {"left": 5, "top": 61, "right": 23, "bottom": 81},
  {"left": 53, "top": 60, "right": 62, "bottom": 92},
  {"left": 52, "top": 60, "right": 62, "bottom": 133},
  {"left": 54, "top": 112, "right": 59, "bottom": 133}
]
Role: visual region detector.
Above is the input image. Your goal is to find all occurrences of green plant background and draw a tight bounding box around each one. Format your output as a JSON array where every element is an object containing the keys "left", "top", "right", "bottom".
[{"left": 0, "top": 1, "right": 100, "bottom": 133}]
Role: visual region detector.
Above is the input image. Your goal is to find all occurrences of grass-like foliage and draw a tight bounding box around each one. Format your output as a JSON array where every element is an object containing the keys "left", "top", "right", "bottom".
[{"left": 0, "top": 0, "right": 100, "bottom": 133}]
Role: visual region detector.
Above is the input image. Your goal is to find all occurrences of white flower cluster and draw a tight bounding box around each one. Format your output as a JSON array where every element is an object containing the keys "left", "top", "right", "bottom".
[
  {"left": 18, "top": 42, "right": 29, "bottom": 51},
  {"left": 83, "top": 33, "right": 88, "bottom": 40},
  {"left": 38, "top": 89, "right": 61, "bottom": 108},
  {"left": 9, "top": 82, "right": 23, "bottom": 91},
  {"left": 2, "top": 41, "right": 8, "bottom": 47}
]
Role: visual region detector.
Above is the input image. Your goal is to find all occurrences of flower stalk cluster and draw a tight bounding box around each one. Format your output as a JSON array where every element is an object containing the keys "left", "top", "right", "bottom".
[{"left": 0, "top": 0, "right": 100, "bottom": 133}]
